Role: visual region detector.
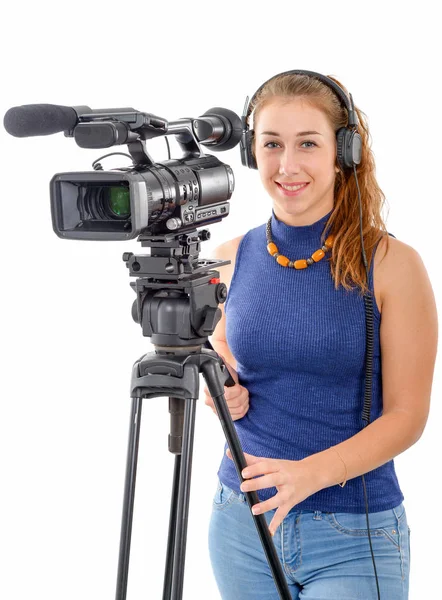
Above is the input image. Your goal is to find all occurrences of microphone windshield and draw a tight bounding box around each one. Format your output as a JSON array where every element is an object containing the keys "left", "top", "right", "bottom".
[{"left": 3, "top": 104, "right": 79, "bottom": 137}]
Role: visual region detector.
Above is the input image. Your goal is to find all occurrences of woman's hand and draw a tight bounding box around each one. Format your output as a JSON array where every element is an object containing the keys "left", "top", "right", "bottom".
[
  {"left": 226, "top": 449, "right": 322, "bottom": 536},
  {"left": 203, "top": 355, "right": 249, "bottom": 421}
]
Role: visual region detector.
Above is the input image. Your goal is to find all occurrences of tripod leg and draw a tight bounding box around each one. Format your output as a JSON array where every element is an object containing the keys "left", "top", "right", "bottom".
[
  {"left": 115, "top": 396, "right": 143, "bottom": 600},
  {"left": 169, "top": 397, "right": 197, "bottom": 600},
  {"left": 162, "top": 453, "right": 181, "bottom": 600},
  {"left": 201, "top": 358, "right": 292, "bottom": 600}
]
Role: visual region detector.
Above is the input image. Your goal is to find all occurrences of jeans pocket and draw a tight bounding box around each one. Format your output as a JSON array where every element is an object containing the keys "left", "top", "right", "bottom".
[
  {"left": 213, "top": 480, "right": 236, "bottom": 510},
  {"left": 325, "top": 505, "right": 402, "bottom": 550}
]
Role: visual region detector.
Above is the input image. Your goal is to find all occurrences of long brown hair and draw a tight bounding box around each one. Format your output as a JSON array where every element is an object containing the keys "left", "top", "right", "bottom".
[{"left": 249, "top": 72, "right": 390, "bottom": 296}]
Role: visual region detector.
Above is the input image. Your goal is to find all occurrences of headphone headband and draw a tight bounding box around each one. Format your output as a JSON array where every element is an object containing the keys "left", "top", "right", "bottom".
[{"left": 245, "top": 69, "right": 357, "bottom": 128}]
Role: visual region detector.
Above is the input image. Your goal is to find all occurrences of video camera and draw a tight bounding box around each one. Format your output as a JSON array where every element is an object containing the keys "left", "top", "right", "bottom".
[{"left": 4, "top": 103, "right": 243, "bottom": 241}]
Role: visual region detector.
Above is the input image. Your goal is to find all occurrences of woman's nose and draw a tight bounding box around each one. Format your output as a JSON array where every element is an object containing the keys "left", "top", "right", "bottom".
[{"left": 279, "top": 149, "right": 301, "bottom": 176}]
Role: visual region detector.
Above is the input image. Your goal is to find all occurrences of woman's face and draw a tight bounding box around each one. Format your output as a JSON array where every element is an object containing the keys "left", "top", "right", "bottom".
[{"left": 254, "top": 96, "right": 339, "bottom": 226}]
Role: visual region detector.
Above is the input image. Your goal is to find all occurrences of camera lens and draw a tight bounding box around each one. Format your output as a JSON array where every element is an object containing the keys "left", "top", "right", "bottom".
[
  {"left": 106, "top": 186, "right": 131, "bottom": 218},
  {"left": 79, "top": 184, "right": 131, "bottom": 222}
]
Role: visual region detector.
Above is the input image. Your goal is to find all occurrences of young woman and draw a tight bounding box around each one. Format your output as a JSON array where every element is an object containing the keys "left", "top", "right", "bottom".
[{"left": 204, "top": 72, "right": 438, "bottom": 599}]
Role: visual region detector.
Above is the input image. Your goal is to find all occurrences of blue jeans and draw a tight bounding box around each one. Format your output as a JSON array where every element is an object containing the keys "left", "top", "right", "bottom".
[{"left": 209, "top": 480, "right": 410, "bottom": 599}]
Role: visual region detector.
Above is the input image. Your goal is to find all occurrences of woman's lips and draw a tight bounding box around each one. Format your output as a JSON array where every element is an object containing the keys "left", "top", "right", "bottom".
[{"left": 276, "top": 182, "right": 310, "bottom": 196}]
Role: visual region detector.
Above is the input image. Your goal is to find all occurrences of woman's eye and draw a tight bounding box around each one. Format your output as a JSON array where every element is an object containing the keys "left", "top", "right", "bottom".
[{"left": 263, "top": 140, "right": 317, "bottom": 149}]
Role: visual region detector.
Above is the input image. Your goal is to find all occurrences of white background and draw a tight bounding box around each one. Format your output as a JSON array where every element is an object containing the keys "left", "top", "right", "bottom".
[{"left": 1, "top": 1, "right": 440, "bottom": 598}]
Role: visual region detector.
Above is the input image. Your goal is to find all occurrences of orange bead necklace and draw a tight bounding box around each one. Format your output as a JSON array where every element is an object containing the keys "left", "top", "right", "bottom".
[{"left": 266, "top": 217, "right": 335, "bottom": 270}]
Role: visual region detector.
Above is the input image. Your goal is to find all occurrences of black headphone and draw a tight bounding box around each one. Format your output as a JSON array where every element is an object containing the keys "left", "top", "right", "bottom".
[{"left": 240, "top": 69, "right": 362, "bottom": 172}]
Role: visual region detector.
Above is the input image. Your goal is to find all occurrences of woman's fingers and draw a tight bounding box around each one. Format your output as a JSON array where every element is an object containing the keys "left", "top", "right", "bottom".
[
  {"left": 240, "top": 472, "right": 283, "bottom": 493},
  {"left": 204, "top": 383, "right": 249, "bottom": 420},
  {"left": 204, "top": 383, "right": 243, "bottom": 402}
]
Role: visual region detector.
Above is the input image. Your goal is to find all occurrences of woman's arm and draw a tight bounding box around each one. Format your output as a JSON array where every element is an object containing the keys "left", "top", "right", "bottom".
[
  {"left": 203, "top": 236, "right": 248, "bottom": 419},
  {"left": 209, "top": 236, "right": 244, "bottom": 370},
  {"left": 304, "top": 237, "right": 438, "bottom": 489}
]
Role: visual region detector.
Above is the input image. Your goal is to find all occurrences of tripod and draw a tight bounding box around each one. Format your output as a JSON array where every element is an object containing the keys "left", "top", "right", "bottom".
[{"left": 114, "top": 227, "right": 292, "bottom": 600}]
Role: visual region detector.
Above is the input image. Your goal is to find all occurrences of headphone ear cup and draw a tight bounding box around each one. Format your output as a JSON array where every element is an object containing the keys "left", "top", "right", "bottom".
[
  {"left": 244, "top": 130, "right": 257, "bottom": 169},
  {"left": 351, "top": 131, "right": 362, "bottom": 166},
  {"left": 336, "top": 127, "right": 347, "bottom": 170},
  {"left": 336, "top": 127, "right": 363, "bottom": 170}
]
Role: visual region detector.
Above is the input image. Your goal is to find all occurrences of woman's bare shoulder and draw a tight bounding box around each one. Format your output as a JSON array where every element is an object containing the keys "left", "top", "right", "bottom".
[
  {"left": 375, "top": 233, "right": 433, "bottom": 309},
  {"left": 375, "top": 233, "right": 421, "bottom": 272},
  {"left": 213, "top": 235, "right": 244, "bottom": 257},
  {"left": 210, "top": 235, "right": 245, "bottom": 289}
]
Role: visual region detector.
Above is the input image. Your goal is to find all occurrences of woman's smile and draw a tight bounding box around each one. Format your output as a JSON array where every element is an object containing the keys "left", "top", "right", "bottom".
[{"left": 276, "top": 181, "right": 310, "bottom": 196}]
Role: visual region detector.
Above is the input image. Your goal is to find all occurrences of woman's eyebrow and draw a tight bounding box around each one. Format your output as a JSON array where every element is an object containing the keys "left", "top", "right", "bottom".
[{"left": 259, "top": 130, "right": 323, "bottom": 137}]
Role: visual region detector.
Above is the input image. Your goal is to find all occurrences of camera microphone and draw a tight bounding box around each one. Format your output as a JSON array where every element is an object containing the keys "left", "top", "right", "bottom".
[
  {"left": 4, "top": 104, "right": 243, "bottom": 151},
  {"left": 3, "top": 104, "right": 136, "bottom": 137}
]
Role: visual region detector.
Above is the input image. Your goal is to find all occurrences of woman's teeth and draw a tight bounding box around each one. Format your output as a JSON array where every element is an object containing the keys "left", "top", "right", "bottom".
[{"left": 279, "top": 183, "right": 308, "bottom": 191}]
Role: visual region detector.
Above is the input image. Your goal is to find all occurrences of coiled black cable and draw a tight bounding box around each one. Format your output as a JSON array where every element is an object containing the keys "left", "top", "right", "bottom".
[{"left": 354, "top": 162, "right": 381, "bottom": 600}]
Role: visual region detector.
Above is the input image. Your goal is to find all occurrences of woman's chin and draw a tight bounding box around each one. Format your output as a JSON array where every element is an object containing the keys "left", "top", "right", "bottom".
[{"left": 273, "top": 199, "right": 309, "bottom": 216}]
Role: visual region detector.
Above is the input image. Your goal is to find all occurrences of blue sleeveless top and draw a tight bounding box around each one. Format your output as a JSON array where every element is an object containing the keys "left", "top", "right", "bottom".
[{"left": 217, "top": 209, "right": 404, "bottom": 513}]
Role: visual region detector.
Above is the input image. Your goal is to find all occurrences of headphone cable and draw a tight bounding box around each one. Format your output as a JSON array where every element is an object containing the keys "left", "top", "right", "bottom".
[{"left": 354, "top": 161, "right": 381, "bottom": 600}]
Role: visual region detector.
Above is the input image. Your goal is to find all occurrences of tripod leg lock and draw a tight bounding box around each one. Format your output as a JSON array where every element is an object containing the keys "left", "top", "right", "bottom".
[{"left": 130, "top": 353, "right": 200, "bottom": 399}]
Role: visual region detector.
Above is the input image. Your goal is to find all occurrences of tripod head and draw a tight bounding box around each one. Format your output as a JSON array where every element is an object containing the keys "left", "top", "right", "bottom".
[{"left": 124, "top": 226, "right": 229, "bottom": 348}]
